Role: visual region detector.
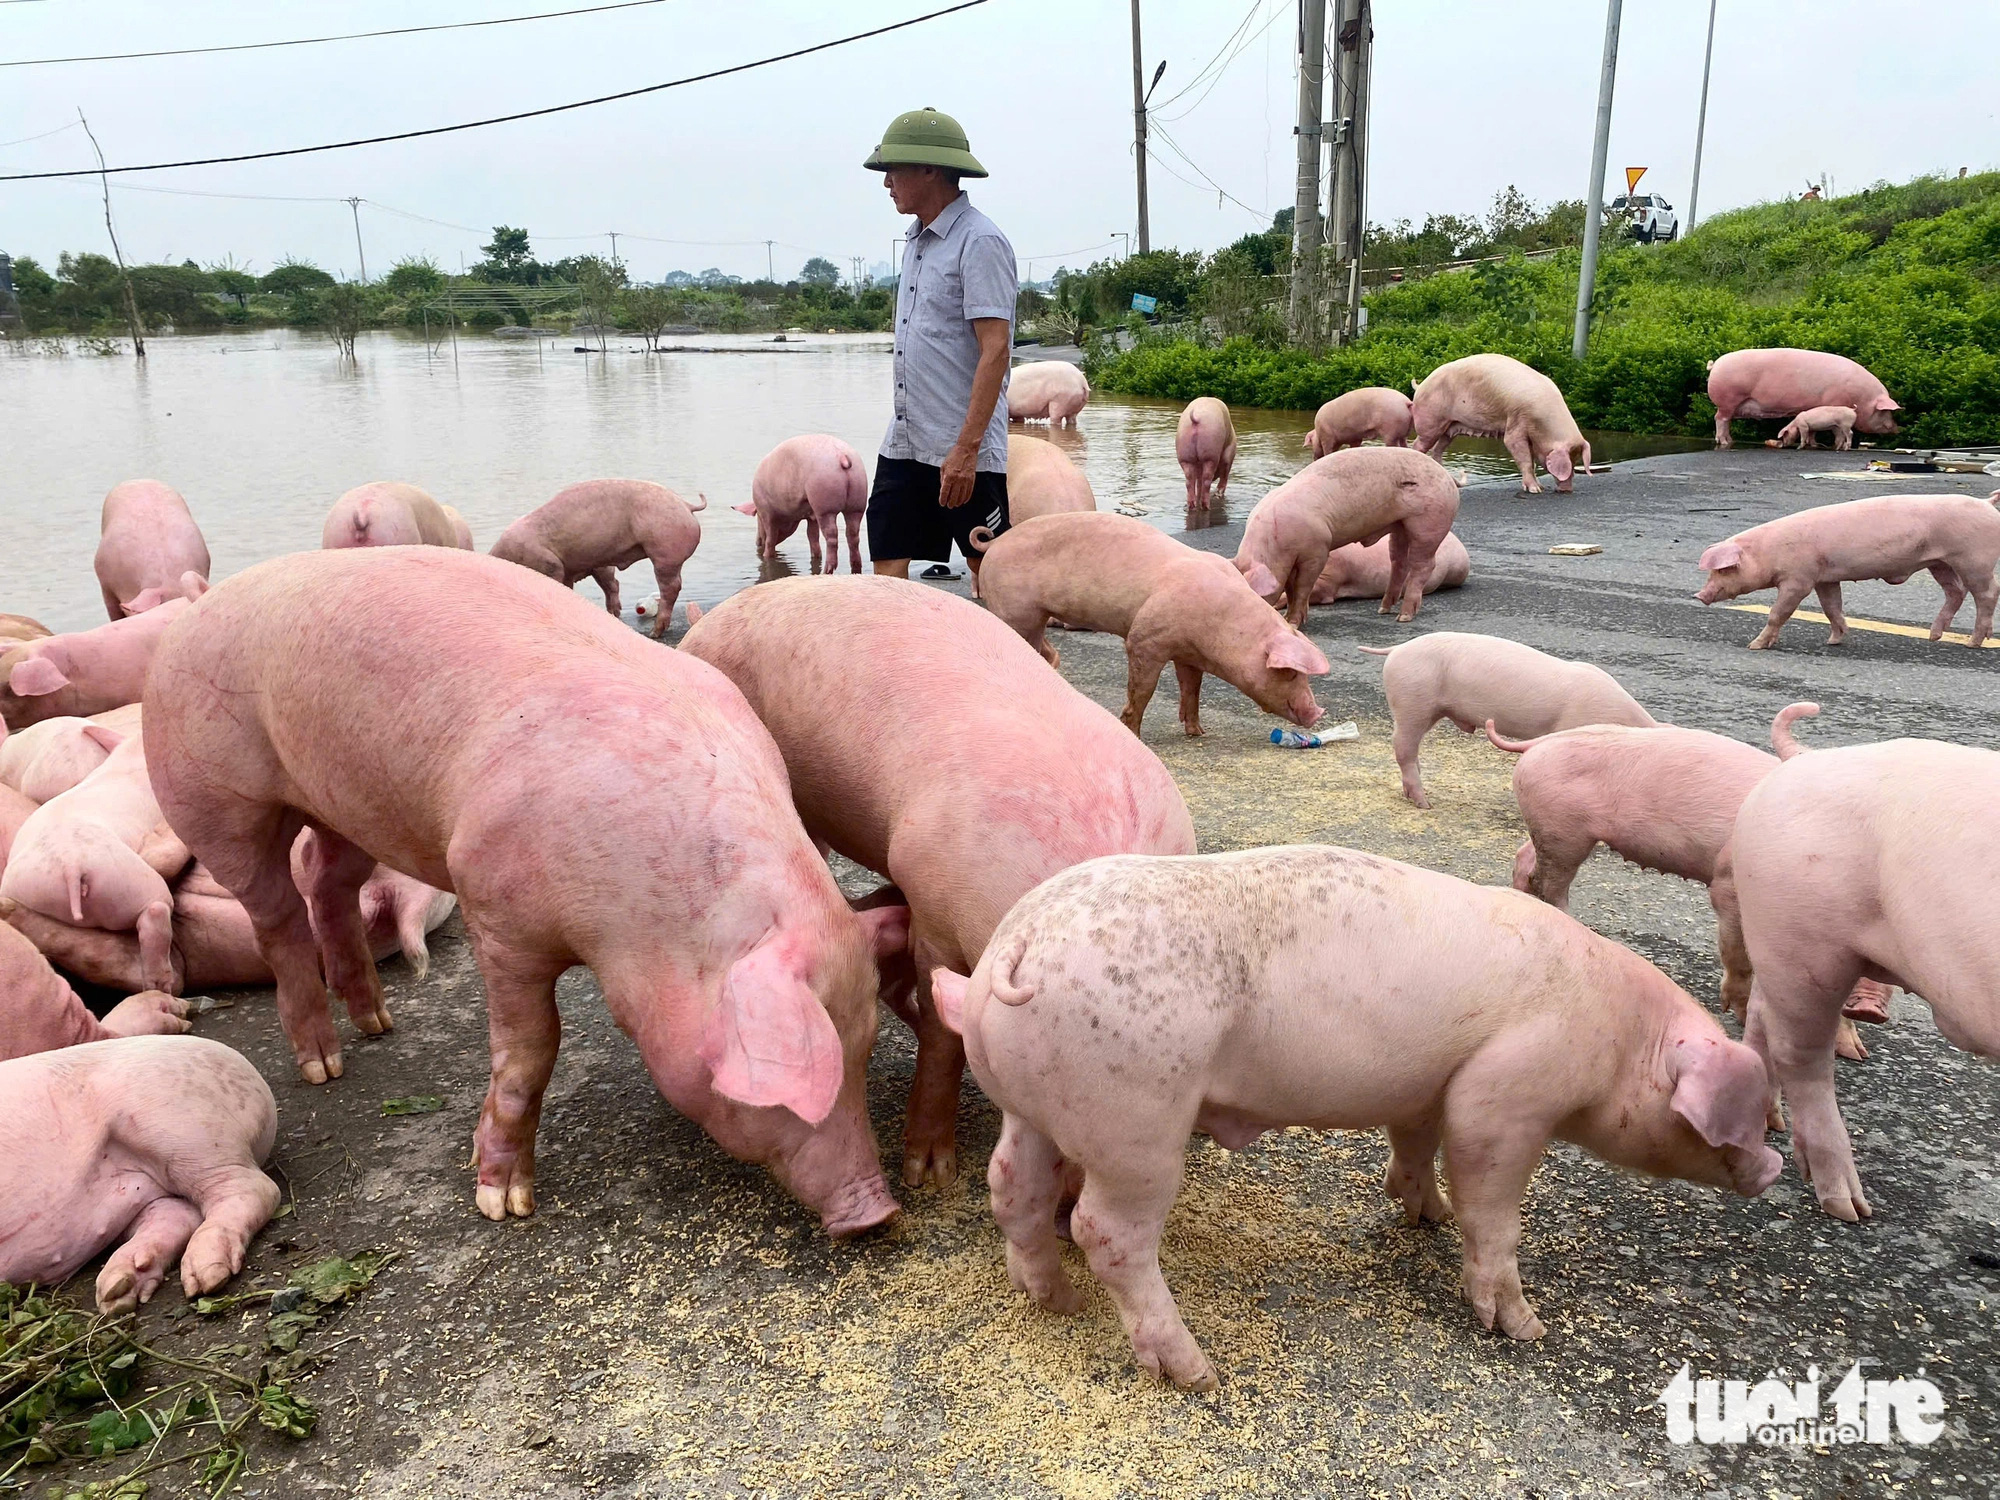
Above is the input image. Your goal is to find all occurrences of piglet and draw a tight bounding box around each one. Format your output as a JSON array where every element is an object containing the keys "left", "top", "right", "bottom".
[
  {"left": 936, "top": 846, "right": 1781, "bottom": 1389},
  {"left": 321, "top": 481, "right": 468, "bottom": 550},
  {"left": 1, "top": 577, "right": 204, "bottom": 730},
  {"left": 1006, "top": 361, "right": 1090, "bottom": 426},
  {"left": 93, "top": 480, "right": 211, "bottom": 621},
  {"left": 1360, "top": 631, "right": 1654, "bottom": 808},
  {"left": 1766, "top": 406, "right": 1856, "bottom": 451},
  {"left": 1175, "top": 398, "right": 1237, "bottom": 511},
  {"left": 1006, "top": 434, "right": 1096, "bottom": 523},
  {"left": 1708, "top": 349, "right": 1898, "bottom": 448},
  {"left": 1305, "top": 387, "right": 1413, "bottom": 457},
  {"left": 491, "top": 479, "right": 705, "bottom": 639},
  {"left": 976, "top": 512, "right": 1329, "bottom": 736},
  {"left": 0, "top": 1035, "right": 279, "bottom": 1312},
  {"left": 0, "top": 917, "right": 187, "bottom": 1061},
  {"left": 0, "top": 715, "right": 122, "bottom": 803},
  {"left": 1411, "top": 354, "right": 1589, "bottom": 494},
  {"left": 1312, "top": 532, "right": 1470, "bottom": 605},
  {"left": 737, "top": 436, "right": 869, "bottom": 575}
]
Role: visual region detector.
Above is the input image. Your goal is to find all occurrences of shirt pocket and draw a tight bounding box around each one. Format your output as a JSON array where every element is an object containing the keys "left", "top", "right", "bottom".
[{"left": 916, "top": 254, "right": 966, "bottom": 334}]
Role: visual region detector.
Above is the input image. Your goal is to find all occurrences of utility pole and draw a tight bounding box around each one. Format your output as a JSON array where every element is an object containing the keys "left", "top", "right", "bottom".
[
  {"left": 1130, "top": 0, "right": 1150, "bottom": 253},
  {"left": 1287, "top": 0, "right": 1328, "bottom": 344},
  {"left": 608, "top": 230, "right": 620, "bottom": 267},
  {"left": 1326, "top": 1, "right": 1373, "bottom": 343},
  {"left": 765, "top": 240, "right": 775, "bottom": 283},
  {"left": 1572, "top": 0, "right": 1623, "bottom": 361},
  {"left": 1687, "top": 0, "right": 1718, "bottom": 230},
  {"left": 345, "top": 197, "right": 368, "bottom": 283},
  {"left": 77, "top": 112, "right": 143, "bottom": 356}
]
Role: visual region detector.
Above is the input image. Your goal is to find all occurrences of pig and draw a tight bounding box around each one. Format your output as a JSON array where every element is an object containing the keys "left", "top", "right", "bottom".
[
  {"left": 1411, "top": 354, "right": 1590, "bottom": 495},
  {"left": 0, "top": 578, "right": 204, "bottom": 731},
  {"left": 736, "top": 435, "right": 870, "bottom": 576},
  {"left": 0, "top": 715, "right": 121, "bottom": 803},
  {"left": 320, "top": 481, "right": 468, "bottom": 550},
  {"left": 1359, "top": 632, "right": 1655, "bottom": 809},
  {"left": 681, "top": 574, "right": 1196, "bottom": 1188},
  {"left": 1234, "top": 447, "right": 1463, "bottom": 627},
  {"left": 1305, "top": 387, "right": 1414, "bottom": 457},
  {"left": 1006, "top": 360, "right": 1091, "bottom": 426},
  {"left": 1176, "top": 397, "right": 1238, "bottom": 510},
  {"left": 1312, "top": 531, "right": 1470, "bottom": 605},
  {"left": 1006, "top": 433, "right": 1097, "bottom": 522},
  {"left": 144, "top": 546, "right": 907, "bottom": 1235},
  {"left": 491, "top": 478, "right": 707, "bottom": 640},
  {"left": 93, "top": 480, "right": 211, "bottom": 621},
  {"left": 1726, "top": 739, "right": 2000, "bottom": 1221},
  {"left": 1697, "top": 491, "right": 2000, "bottom": 649},
  {"left": 934, "top": 846, "right": 1782, "bottom": 1388},
  {"left": 1767, "top": 405, "right": 1857, "bottom": 452},
  {"left": 441, "top": 504, "right": 476, "bottom": 551},
  {"left": 0, "top": 1035, "right": 280, "bottom": 1313},
  {"left": 1707, "top": 348, "right": 1899, "bottom": 448},
  {"left": 0, "top": 781, "right": 34, "bottom": 867},
  {"left": 0, "top": 918, "right": 188, "bottom": 1061},
  {"left": 0, "top": 616, "right": 50, "bottom": 648},
  {"left": 974, "top": 512, "right": 1329, "bottom": 736}
]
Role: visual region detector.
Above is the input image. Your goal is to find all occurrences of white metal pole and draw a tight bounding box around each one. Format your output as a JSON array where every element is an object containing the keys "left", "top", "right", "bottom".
[
  {"left": 1687, "top": 0, "right": 1718, "bottom": 230},
  {"left": 1572, "top": 0, "right": 1623, "bottom": 361}
]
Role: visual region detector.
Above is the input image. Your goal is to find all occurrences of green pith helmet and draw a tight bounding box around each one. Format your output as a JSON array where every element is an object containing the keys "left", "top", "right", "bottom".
[{"left": 863, "top": 106, "right": 987, "bottom": 178}]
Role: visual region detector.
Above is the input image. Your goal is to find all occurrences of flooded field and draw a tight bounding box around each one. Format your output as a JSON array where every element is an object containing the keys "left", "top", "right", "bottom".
[{"left": 4, "top": 329, "right": 1705, "bottom": 632}]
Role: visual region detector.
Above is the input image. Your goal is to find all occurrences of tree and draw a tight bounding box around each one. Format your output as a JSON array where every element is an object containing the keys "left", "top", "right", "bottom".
[
  {"left": 623, "top": 286, "right": 682, "bottom": 352},
  {"left": 207, "top": 257, "right": 258, "bottom": 309},
  {"left": 263, "top": 258, "right": 334, "bottom": 295},
  {"left": 382, "top": 255, "right": 444, "bottom": 300},
  {"left": 573, "top": 254, "right": 628, "bottom": 351},
  {"left": 476, "top": 226, "right": 538, "bottom": 285},
  {"left": 312, "top": 282, "right": 367, "bottom": 359},
  {"left": 799, "top": 257, "right": 841, "bottom": 287}
]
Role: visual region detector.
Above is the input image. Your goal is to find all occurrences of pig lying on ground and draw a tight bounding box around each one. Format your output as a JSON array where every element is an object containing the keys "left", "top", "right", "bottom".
[
  {"left": 0, "top": 782, "right": 34, "bottom": 867},
  {"left": 1767, "top": 406, "right": 1857, "bottom": 451},
  {"left": 1411, "top": 354, "right": 1589, "bottom": 494},
  {"left": 441, "top": 505, "right": 475, "bottom": 550},
  {"left": 1006, "top": 361, "right": 1090, "bottom": 426},
  {"left": 1360, "top": 632, "right": 1655, "bottom": 808},
  {"left": 491, "top": 479, "right": 705, "bottom": 639},
  {"left": 321, "top": 482, "right": 469, "bottom": 550},
  {"left": 0, "top": 919, "right": 187, "bottom": 1061},
  {"left": 1176, "top": 398, "right": 1237, "bottom": 510},
  {"left": 935, "top": 847, "right": 1781, "bottom": 1388},
  {"left": 975, "top": 512, "right": 1329, "bottom": 736},
  {"left": 0, "top": 716, "right": 121, "bottom": 803},
  {"left": 0, "top": 1035, "right": 279, "bottom": 1312},
  {"left": 1306, "top": 387, "right": 1413, "bottom": 457},
  {"left": 94, "top": 480, "right": 210, "bottom": 620},
  {"left": 1312, "top": 532, "right": 1470, "bottom": 605},
  {"left": 1234, "top": 447, "right": 1462, "bottom": 626},
  {"left": 146, "top": 547, "right": 906, "bottom": 1234},
  {"left": 0, "top": 616, "right": 49, "bottom": 648},
  {"left": 1697, "top": 491, "right": 2000, "bottom": 648},
  {"left": 1, "top": 578, "right": 204, "bottom": 730},
  {"left": 736, "top": 436, "right": 868, "bottom": 575},
  {"left": 1726, "top": 739, "right": 2000, "bottom": 1221},
  {"left": 1708, "top": 349, "right": 1899, "bottom": 448},
  {"left": 682, "top": 575, "right": 1195, "bottom": 1188},
  {"left": 1005, "top": 434, "right": 1096, "bottom": 523}
]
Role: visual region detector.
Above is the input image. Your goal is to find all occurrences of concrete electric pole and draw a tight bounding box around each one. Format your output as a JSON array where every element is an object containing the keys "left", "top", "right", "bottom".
[
  {"left": 1572, "top": 0, "right": 1623, "bottom": 361},
  {"left": 1287, "top": 0, "right": 1328, "bottom": 343},
  {"left": 608, "top": 231, "right": 620, "bottom": 267},
  {"left": 1326, "top": 0, "right": 1373, "bottom": 343},
  {"left": 1130, "top": 0, "right": 1153, "bottom": 254},
  {"left": 345, "top": 197, "right": 368, "bottom": 284},
  {"left": 1687, "top": 0, "right": 1718, "bottom": 230}
]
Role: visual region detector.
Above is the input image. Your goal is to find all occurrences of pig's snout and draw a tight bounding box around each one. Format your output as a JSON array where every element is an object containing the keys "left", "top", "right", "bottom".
[
  {"left": 816, "top": 1173, "right": 900, "bottom": 1238},
  {"left": 1695, "top": 580, "right": 1722, "bottom": 605},
  {"left": 1726, "top": 1142, "right": 1784, "bottom": 1197},
  {"left": 1289, "top": 693, "right": 1326, "bottom": 728}
]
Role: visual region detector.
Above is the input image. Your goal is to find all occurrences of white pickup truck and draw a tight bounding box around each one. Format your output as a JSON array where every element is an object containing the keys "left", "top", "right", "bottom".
[{"left": 1608, "top": 193, "right": 1681, "bottom": 243}]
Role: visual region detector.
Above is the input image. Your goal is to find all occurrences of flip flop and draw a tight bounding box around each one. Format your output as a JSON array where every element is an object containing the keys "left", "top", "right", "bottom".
[{"left": 920, "top": 564, "right": 957, "bottom": 579}]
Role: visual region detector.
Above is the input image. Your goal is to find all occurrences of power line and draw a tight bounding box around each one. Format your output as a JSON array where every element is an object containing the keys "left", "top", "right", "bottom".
[
  {"left": 2, "top": 0, "right": 671, "bottom": 70},
  {"left": 1148, "top": 120, "right": 1268, "bottom": 221},
  {"left": 0, "top": 121, "right": 81, "bottom": 150},
  {"left": 0, "top": 1, "right": 991, "bottom": 182}
]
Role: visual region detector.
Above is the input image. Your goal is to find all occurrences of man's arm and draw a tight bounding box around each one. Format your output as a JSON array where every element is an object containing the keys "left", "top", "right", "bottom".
[{"left": 939, "top": 318, "right": 1010, "bottom": 509}]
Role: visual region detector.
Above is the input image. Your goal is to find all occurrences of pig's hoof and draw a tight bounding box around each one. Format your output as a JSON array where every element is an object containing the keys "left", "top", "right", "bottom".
[
  {"left": 901, "top": 1141, "right": 959, "bottom": 1190},
  {"left": 298, "top": 1050, "right": 342, "bottom": 1085},
  {"left": 1179, "top": 719, "right": 1204, "bottom": 738},
  {"left": 1835, "top": 1019, "right": 1868, "bottom": 1062},
  {"left": 1747, "top": 636, "right": 1774, "bottom": 651},
  {"left": 1501, "top": 1305, "right": 1547, "bottom": 1340},
  {"left": 95, "top": 1266, "right": 141, "bottom": 1315},
  {"left": 347, "top": 994, "right": 394, "bottom": 1037},
  {"left": 1008, "top": 1252, "right": 1083, "bottom": 1315},
  {"left": 1135, "top": 1339, "right": 1218, "bottom": 1392},
  {"left": 1397, "top": 608, "right": 1417, "bottom": 623},
  {"left": 475, "top": 1180, "right": 536, "bottom": 1221}
]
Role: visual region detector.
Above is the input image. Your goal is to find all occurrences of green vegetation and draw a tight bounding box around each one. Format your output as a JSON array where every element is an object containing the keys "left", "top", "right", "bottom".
[{"left": 1084, "top": 172, "right": 2000, "bottom": 445}]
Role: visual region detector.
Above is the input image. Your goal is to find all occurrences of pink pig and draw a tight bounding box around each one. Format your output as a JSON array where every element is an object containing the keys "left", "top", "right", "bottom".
[
  {"left": 1312, "top": 532, "right": 1470, "bottom": 605},
  {"left": 1766, "top": 405, "right": 1857, "bottom": 451},
  {"left": 975, "top": 512, "right": 1329, "bottom": 736},
  {"left": 491, "top": 478, "right": 706, "bottom": 639},
  {"left": 934, "top": 846, "right": 1781, "bottom": 1388},
  {"left": 1234, "top": 447, "right": 1462, "bottom": 626},
  {"left": 737, "top": 435, "right": 870, "bottom": 575},
  {"left": 0, "top": 715, "right": 121, "bottom": 803},
  {"left": 1175, "top": 397, "right": 1238, "bottom": 510},
  {"left": 144, "top": 547, "right": 907, "bottom": 1235},
  {"left": 0, "top": 577, "right": 204, "bottom": 731},
  {"left": 1305, "top": 387, "right": 1414, "bottom": 457},
  {"left": 0, "top": 919, "right": 188, "bottom": 1062},
  {"left": 1005, "top": 434, "right": 1096, "bottom": 523},
  {"left": 0, "top": 781, "right": 34, "bottom": 867},
  {"left": 1696, "top": 491, "right": 2000, "bottom": 648},
  {"left": 1005, "top": 360, "right": 1090, "bottom": 426},
  {"left": 93, "top": 480, "right": 211, "bottom": 621},
  {"left": 1707, "top": 349, "right": 1899, "bottom": 448},
  {"left": 321, "top": 481, "right": 469, "bottom": 550},
  {"left": 1411, "top": 354, "right": 1590, "bottom": 494}
]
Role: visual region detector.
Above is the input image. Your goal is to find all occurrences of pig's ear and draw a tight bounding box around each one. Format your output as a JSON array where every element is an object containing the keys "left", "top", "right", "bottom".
[
  {"left": 1241, "top": 559, "right": 1282, "bottom": 597},
  {"left": 181, "top": 572, "right": 209, "bottom": 600},
  {"left": 81, "top": 723, "right": 124, "bottom": 753},
  {"left": 855, "top": 903, "right": 910, "bottom": 961},
  {"left": 1266, "top": 630, "right": 1331, "bottom": 676},
  {"left": 699, "top": 943, "right": 843, "bottom": 1125},
  {"left": 1670, "top": 1038, "right": 1772, "bottom": 1152},
  {"left": 682, "top": 600, "right": 704, "bottom": 628},
  {"left": 1698, "top": 542, "right": 1742, "bottom": 572},
  {"left": 1873, "top": 396, "right": 1902, "bottom": 413},
  {"left": 931, "top": 969, "right": 969, "bottom": 1036},
  {"left": 732, "top": 500, "right": 758, "bottom": 516},
  {"left": 9, "top": 657, "right": 70, "bottom": 696}
]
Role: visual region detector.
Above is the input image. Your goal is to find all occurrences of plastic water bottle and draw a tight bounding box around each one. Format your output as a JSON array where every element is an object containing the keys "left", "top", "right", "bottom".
[{"left": 1270, "top": 721, "right": 1359, "bottom": 749}]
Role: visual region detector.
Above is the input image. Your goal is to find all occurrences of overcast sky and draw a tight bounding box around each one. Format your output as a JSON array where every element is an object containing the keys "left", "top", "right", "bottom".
[{"left": 3, "top": 0, "right": 1994, "bottom": 285}]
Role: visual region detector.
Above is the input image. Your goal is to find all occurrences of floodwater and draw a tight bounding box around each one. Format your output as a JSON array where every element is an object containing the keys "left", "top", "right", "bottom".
[{"left": 3, "top": 329, "right": 1707, "bottom": 632}]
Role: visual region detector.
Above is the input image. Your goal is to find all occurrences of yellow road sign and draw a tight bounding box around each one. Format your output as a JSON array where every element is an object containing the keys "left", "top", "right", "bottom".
[{"left": 1625, "top": 166, "right": 1647, "bottom": 195}]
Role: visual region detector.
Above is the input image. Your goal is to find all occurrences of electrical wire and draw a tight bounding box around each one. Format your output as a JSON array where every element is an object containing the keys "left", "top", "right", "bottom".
[
  {"left": 0, "top": 0, "right": 991, "bottom": 182},
  {"left": 1019, "top": 238, "right": 1120, "bottom": 262},
  {"left": 0, "top": 120, "right": 80, "bottom": 150},
  {"left": 1149, "top": 0, "right": 1262, "bottom": 113},
  {"left": 1155, "top": 0, "right": 1284, "bottom": 125},
  {"left": 1148, "top": 120, "right": 1267, "bottom": 221}
]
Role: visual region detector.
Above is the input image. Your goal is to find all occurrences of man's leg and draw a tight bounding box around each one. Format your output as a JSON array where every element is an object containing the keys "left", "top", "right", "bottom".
[
  {"left": 866, "top": 456, "right": 943, "bottom": 581},
  {"left": 874, "top": 559, "right": 911, "bottom": 579}
]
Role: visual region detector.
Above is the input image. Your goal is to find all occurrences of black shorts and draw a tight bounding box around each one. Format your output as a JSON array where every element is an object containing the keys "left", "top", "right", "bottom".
[{"left": 866, "top": 455, "right": 1010, "bottom": 564}]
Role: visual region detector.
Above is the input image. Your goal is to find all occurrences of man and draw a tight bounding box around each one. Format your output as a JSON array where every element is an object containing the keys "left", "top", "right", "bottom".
[{"left": 862, "top": 108, "right": 1016, "bottom": 581}]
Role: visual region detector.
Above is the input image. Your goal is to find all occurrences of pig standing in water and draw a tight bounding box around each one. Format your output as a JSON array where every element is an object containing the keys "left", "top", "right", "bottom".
[
  {"left": 320, "top": 482, "right": 469, "bottom": 550},
  {"left": 0, "top": 1035, "right": 279, "bottom": 1312},
  {"left": 145, "top": 548, "right": 907, "bottom": 1234},
  {"left": 1767, "top": 405, "right": 1857, "bottom": 451},
  {"left": 0, "top": 920, "right": 187, "bottom": 1061},
  {"left": 1312, "top": 532, "right": 1470, "bottom": 605},
  {"left": 975, "top": 512, "right": 1329, "bottom": 735},
  {"left": 1411, "top": 354, "right": 1590, "bottom": 495},
  {"left": 491, "top": 479, "right": 706, "bottom": 639},
  {"left": 1707, "top": 349, "right": 1899, "bottom": 448},
  {"left": 1359, "top": 632, "right": 1655, "bottom": 808},
  {"left": 934, "top": 847, "right": 1781, "bottom": 1388},
  {"left": 93, "top": 480, "right": 211, "bottom": 620},
  {"left": 1305, "top": 387, "right": 1414, "bottom": 456},
  {"left": 682, "top": 575, "right": 1196, "bottom": 1187},
  {"left": 1006, "top": 360, "right": 1090, "bottom": 425},
  {"left": 1234, "top": 447, "right": 1462, "bottom": 626},
  {"left": 1175, "top": 398, "right": 1237, "bottom": 510},
  {"left": 1696, "top": 492, "right": 2000, "bottom": 648},
  {"left": 0, "top": 715, "right": 121, "bottom": 803},
  {"left": 1728, "top": 740, "right": 2000, "bottom": 1221},
  {"left": 0, "top": 578, "right": 204, "bottom": 730},
  {"left": 1005, "top": 434, "right": 1096, "bottom": 522},
  {"left": 737, "top": 435, "right": 870, "bottom": 575}
]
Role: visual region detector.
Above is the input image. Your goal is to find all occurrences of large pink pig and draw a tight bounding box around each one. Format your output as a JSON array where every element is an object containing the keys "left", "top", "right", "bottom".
[
  {"left": 1727, "top": 740, "right": 2000, "bottom": 1221},
  {"left": 491, "top": 478, "right": 706, "bottom": 639},
  {"left": 1411, "top": 354, "right": 1589, "bottom": 494},
  {"left": 681, "top": 575, "right": 1196, "bottom": 1188},
  {"left": 1234, "top": 447, "right": 1462, "bottom": 626},
  {"left": 0, "top": 715, "right": 121, "bottom": 802},
  {"left": 736, "top": 435, "right": 870, "bottom": 575},
  {"left": 0, "top": 578, "right": 204, "bottom": 730},
  {"left": 1311, "top": 532, "right": 1470, "bottom": 605},
  {"left": 320, "top": 481, "right": 468, "bottom": 550},
  {"left": 1005, "top": 360, "right": 1090, "bottom": 426},
  {"left": 0, "top": 782, "right": 34, "bottom": 867},
  {"left": 1707, "top": 349, "right": 1899, "bottom": 448},
  {"left": 93, "top": 480, "right": 211, "bottom": 620},
  {"left": 1175, "top": 397, "right": 1237, "bottom": 510},
  {"left": 0, "top": 1035, "right": 280, "bottom": 1312},
  {"left": 144, "top": 547, "right": 906, "bottom": 1235},
  {"left": 1696, "top": 492, "right": 2000, "bottom": 648},
  {"left": 0, "top": 919, "right": 187, "bottom": 1061},
  {"left": 935, "top": 846, "right": 1780, "bottom": 1388},
  {"left": 975, "top": 512, "right": 1328, "bottom": 735},
  {"left": 1305, "top": 387, "right": 1413, "bottom": 457},
  {"left": 1005, "top": 434, "right": 1096, "bottom": 522}
]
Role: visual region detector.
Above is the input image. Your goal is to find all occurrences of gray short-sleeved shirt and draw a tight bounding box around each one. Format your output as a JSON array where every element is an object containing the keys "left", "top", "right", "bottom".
[{"left": 881, "top": 193, "right": 1016, "bottom": 474}]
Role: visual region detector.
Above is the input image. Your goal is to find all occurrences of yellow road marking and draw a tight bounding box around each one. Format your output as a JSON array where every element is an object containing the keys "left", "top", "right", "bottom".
[{"left": 1721, "top": 602, "right": 2000, "bottom": 647}]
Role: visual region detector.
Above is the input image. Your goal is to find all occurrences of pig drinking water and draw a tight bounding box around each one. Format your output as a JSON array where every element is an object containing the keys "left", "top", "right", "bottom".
[
  {"left": 1411, "top": 353, "right": 1590, "bottom": 494},
  {"left": 321, "top": 482, "right": 469, "bottom": 550},
  {"left": 1696, "top": 491, "right": 2000, "bottom": 648},
  {"left": 0, "top": 715, "right": 121, "bottom": 803},
  {"left": 93, "top": 480, "right": 210, "bottom": 620},
  {"left": 1767, "top": 406, "right": 1857, "bottom": 451},
  {"left": 1305, "top": 387, "right": 1414, "bottom": 457},
  {"left": 1175, "top": 397, "right": 1238, "bottom": 510},
  {"left": 1707, "top": 349, "right": 1899, "bottom": 448},
  {"left": 1005, "top": 360, "right": 1090, "bottom": 425},
  {"left": 0, "top": 578, "right": 204, "bottom": 731},
  {"left": 934, "top": 846, "right": 1781, "bottom": 1388},
  {"left": 1005, "top": 434, "right": 1096, "bottom": 523},
  {"left": 1311, "top": 532, "right": 1470, "bottom": 605},
  {"left": 491, "top": 478, "right": 705, "bottom": 639},
  {"left": 736, "top": 435, "right": 869, "bottom": 575},
  {"left": 0, "top": 919, "right": 187, "bottom": 1062},
  {"left": 145, "top": 547, "right": 907, "bottom": 1235}
]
